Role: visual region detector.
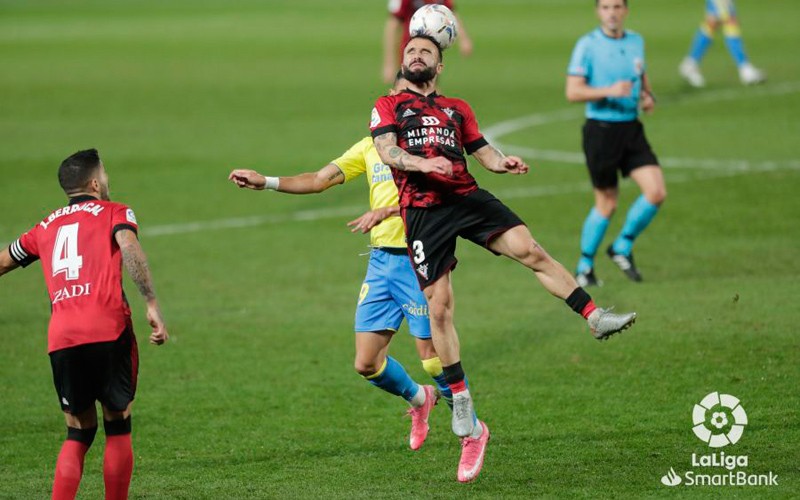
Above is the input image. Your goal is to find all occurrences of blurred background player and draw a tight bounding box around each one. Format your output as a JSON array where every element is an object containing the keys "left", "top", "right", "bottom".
[
  {"left": 228, "top": 76, "right": 453, "bottom": 452},
  {"left": 372, "top": 35, "right": 637, "bottom": 482},
  {"left": 679, "top": 0, "right": 766, "bottom": 87},
  {"left": 566, "top": 0, "right": 666, "bottom": 286},
  {"left": 0, "top": 149, "right": 168, "bottom": 500},
  {"left": 382, "top": 0, "right": 473, "bottom": 83}
]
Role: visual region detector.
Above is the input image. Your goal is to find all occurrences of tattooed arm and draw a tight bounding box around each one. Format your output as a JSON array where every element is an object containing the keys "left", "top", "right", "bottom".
[
  {"left": 472, "top": 144, "right": 530, "bottom": 175},
  {"left": 373, "top": 132, "right": 453, "bottom": 176},
  {"left": 229, "top": 163, "right": 345, "bottom": 194},
  {"left": 115, "top": 229, "right": 168, "bottom": 345}
]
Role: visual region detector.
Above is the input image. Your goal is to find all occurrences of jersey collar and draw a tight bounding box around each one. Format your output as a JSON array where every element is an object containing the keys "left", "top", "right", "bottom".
[
  {"left": 596, "top": 27, "right": 627, "bottom": 40},
  {"left": 69, "top": 194, "right": 99, "bottom": 205},
  {"left": 402, "top": 88, "right": 439, "bottom": 98}
]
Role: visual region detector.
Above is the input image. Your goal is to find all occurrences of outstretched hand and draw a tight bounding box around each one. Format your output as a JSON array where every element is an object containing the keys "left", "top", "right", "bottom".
[
  {"left": 498, "top": 156, "right": 529, "bottom": 174},
  {"left": 229, "top": 169, "right": 267, "bottom": 190}
]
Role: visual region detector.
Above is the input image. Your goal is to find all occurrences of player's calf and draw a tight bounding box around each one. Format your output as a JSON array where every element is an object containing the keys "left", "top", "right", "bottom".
[{"left": 103, "top": 417, "right": 133, "bottom": 500}]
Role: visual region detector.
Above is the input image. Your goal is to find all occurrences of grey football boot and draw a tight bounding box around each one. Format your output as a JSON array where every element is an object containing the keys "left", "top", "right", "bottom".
[
  {"left": 588, "top": 307, "right": 637, "bottom": 340},
  {"left": 451, "top": 390, "right": 476, "bottom": 437}
]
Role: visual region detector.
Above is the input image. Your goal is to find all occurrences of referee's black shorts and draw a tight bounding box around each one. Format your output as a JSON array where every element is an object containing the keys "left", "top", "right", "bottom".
[
  {"left": 49, "top": 324, "right": 138, "bottom": 415},
  {"left": 582, "top": 118, "right": 660, "bottom": 189}
]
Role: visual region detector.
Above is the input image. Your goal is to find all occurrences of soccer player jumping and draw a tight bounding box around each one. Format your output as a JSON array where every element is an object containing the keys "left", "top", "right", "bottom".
[
  {"left": 0, "top": 149, "right": 168, "bottom": 500},
  {"left": 370, "top": 35, "right": 637, "bottom": 482},
  {"left": 228, "top": 76, "right": 451, "bottom": 454}
]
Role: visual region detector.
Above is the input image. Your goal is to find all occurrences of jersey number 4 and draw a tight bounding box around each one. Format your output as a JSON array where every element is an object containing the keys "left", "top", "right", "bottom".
[{"left": 52, "top": 223, "right": 83, "bottom": 280}]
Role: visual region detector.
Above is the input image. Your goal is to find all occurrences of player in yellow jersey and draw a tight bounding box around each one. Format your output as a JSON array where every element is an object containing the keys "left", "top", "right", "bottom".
[{"left": 228, "top": 77, "right": 450, "bottom": 451}]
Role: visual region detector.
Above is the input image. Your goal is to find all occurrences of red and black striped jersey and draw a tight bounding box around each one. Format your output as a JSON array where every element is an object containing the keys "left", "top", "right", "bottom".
[
  {"left": 8, "top": 195, "right": 138, "bottom": 353},
  {"left": 370, "top": 89, "right": 488, "bottom": 208}
]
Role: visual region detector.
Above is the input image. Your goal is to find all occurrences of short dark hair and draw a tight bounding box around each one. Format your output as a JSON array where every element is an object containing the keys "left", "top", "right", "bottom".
[
  {"left": 58, "top": 149, "right": 101, "bottom": 193},
  {"left": 406, "top": 35, "right": 443, "bottom": 62},
  {"left": 596, "top": 0, "right": 627, "bottom": 5}
]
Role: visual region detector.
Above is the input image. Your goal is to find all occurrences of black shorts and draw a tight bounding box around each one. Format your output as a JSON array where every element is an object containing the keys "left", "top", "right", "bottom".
[
  {"left": 582, "top": 119, "right": 660, "bottom": 188},
  {"left": 402, "top": 188, "right": 525, "bottom": 289},
  {"left": 49, "top": 325, "right": 139, "bottom": 414}
]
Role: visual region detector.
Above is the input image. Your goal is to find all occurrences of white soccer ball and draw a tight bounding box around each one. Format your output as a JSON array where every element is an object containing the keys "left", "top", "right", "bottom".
[{"left": 409, "top": 5, "right": 458, "bottom": 50}]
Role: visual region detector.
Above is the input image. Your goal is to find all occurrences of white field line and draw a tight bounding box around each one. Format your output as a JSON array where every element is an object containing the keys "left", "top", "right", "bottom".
[
  {"left": 484, "top": 80, "right": 800, "bottom": 172},
  {"left": 126, "top": 169, "right": 757, "bottom": 239},
  {"left": 3, "top": 83, "right": 798, "bottom": 244},
  {"left": 0, "top": 164, "right": 775, "bottom": 245}
]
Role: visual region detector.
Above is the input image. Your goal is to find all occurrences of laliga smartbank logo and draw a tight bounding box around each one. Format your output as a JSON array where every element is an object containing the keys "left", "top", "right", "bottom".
[
  {"left": 692, "top": 391, "right": 747, "bottom": 448},
  {"left": 659, "top": 392, "right": 778, "bottom": 488}
]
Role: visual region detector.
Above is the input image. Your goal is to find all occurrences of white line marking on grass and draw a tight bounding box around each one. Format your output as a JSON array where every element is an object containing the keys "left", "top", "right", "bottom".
[
  {"left": 0, "top": 168, "right": 771, "bottom": 246},
  {"left": 2, "top": 83, "right": 798, "bottom": 244},
  {"left": 484, "top": 81, "right": 800, "bottom": 171}
]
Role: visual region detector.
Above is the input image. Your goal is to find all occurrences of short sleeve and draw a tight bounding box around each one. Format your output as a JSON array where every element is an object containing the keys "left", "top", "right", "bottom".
[
  {"left": 111, "top": 204, "right": 139, "bottom": 238},
  {"left": 370, "top": 96, "right": 398, "bottom": 138},
  {"left": 9, "top": 226, "right": 40, "bottom": 267},
  {"left": 458, "top": 100, "right": 488, "bottom": 155},
  {"left": 332, "top": 138, "right": 370, "bottom": 182},
  {"left": 567, "top": 37, "right": 591, "bottom": 78}
]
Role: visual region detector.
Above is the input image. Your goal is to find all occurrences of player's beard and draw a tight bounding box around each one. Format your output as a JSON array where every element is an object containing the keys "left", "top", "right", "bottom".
[
  {"left": 99, "top": 183, "right": 110, "bottom": 201},
  {"left": 402, "top": 64, "right": 436, "bottom": 86}
]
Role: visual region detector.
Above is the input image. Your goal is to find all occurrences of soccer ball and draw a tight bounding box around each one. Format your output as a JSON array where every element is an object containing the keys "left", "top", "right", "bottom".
[{"left": 409, "top": 5, "right": 458, "bottom": 50}]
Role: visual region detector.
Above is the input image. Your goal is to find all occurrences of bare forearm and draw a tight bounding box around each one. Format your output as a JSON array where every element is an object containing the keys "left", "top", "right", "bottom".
[
  {"left": 566, "top": 76, "right": 621, "bottom": 103},
  {"left": 374, "top": 133, "right": 426, "bottom": 172},
  {"left": 566, "top": 83, "right": 613, "bottom": 102},
  {"left": 474, "top": 144, "right": 507, "bottom": 172},
  {"left": 121, "top": 243, "right": 157, "bottom": 302},
  {"left": 277, "top": 172, "right": 341, "bottom": 194},
  {"left": 0, "top": 249, "right": 20, "bottom": 278}
]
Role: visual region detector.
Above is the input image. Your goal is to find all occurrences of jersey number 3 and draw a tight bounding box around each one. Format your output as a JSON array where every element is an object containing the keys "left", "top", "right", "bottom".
[{"left": 52, "top": 223, "right": 83, "bottom": 280}]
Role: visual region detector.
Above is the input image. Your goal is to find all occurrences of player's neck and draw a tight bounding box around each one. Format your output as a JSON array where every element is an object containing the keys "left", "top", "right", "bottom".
[
  {"left": 407, "top": 81, "right": 437, "bottom": 96},
  {"left": 600, "top": 26, "right": 625, "bottom": 39},
  {"left": 67, "top": 191, "right": 99, "bottom": 202}
]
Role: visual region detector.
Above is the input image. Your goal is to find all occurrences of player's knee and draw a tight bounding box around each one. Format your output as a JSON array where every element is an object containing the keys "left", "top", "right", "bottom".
[
  {"left": 645, "top": 186, "right": 667, "bottom": 205},
  {"left": 104, "top": 416, "right": 132, "bottom": 436},
  {"left": 66, "top": 426, "right": 98, "bottom": 447},
  {"left": 722, "top": 21, "right": 741, "bottom": 37},
  {"left": 516, "top": 239, "right": 551, "bottom": 270},
  {"left": 702, "top": 18, "right": 719, "bottom": 34},
  {"left": 354, "top": 357, "right": 381, "bottom": 377},
  {"left": 596, "top": 200, "right": 617, "bottom": 218},
  {"left": 427, "top": 297, "right": 453, "bottom": 326}
]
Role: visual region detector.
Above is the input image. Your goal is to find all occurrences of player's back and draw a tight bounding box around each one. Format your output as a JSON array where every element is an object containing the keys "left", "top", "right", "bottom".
[{"left": 12, "top": 195, "right": 138, "bottom": 352}]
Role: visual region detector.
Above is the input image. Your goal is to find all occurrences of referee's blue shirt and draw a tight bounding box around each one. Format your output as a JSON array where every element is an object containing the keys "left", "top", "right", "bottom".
[{"left": 568, "top": 28, "right": 646, "bottom": 122}]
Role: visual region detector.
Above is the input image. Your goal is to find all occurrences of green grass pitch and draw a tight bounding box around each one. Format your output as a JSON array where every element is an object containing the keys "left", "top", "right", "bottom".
[{"left": 1, "top": 0, "right": 798, "bottom": 497}]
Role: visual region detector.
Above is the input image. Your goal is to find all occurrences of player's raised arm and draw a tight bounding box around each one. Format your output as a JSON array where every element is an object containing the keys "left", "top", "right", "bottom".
[
  {"left": 472, "top": 144, "right": 529, "bottom": 175},
  {"left": 566, "top": 75, "right": 632, "bottom": 103},
  {"left": 228, "top": 164, "right": 345, "bottom": 194},
  {"left": 372, "top": 132, "right": 453, "bottom": 176},
  {"left": 0, "top": 247, "right": 21, "bottom": 278},
  {"left": 115, "top": 229, "right": 168, "bottom": 345}
]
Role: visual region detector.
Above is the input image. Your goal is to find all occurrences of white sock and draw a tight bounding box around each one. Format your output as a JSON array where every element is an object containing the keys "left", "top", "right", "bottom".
[{"left": 409, "top": 384, "right": 426, "bottom": 407}]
